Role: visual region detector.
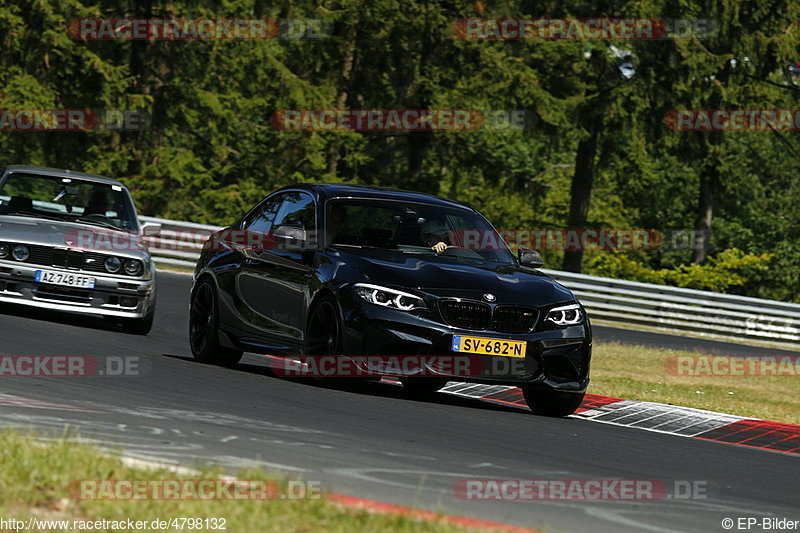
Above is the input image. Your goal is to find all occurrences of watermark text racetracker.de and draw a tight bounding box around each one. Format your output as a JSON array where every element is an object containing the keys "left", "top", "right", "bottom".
[
  {"left": 664, "top": 109, "right": 800, "bottom": 131},
  {"left": 270, "top": 109, "right": 537, "bottom": 131},
  {"left": 267, "top": 354, "right": 520, "bottom": 379},
  {"left": 0, "top": 355, "right": 148, "bottom": 377},
  {"left": 68, "top": 18, "right": 331, "bottom": 40},
  {"left": 65, "top": 227, "right": 709, "bottom": 254},
  {"left": 453, "top": 18, "right": 717, "bottom": 40},
  {"left": 453, "top": 478, "right": 708, "bottom": 501},
  {"left": 70, "top": 478, "right": 321, "bottom": 501},
  {"left": 666, "top": 355, "right": 800, "bottom": 377},
  {"left": 0, "top": 109, "right": 149, "bottom": 131}
]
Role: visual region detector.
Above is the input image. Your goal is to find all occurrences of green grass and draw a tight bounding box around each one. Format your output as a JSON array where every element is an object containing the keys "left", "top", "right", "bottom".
[
  {"left": 591, "top": 342, "right": 800, "bottom": 424},
  {"left": 0, "top": 431, "right": 494, "bottom": 533}
]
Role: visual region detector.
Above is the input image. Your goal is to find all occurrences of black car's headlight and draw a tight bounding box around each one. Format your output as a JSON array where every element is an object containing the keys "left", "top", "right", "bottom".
[
  {"left": 545, "top": 303, "right": 582, "bottom": 326},
  {"left": 353, "top": 283, "right": 426, "bottom": 311},
  {"left": 124, "top": 259, "right": 144, "bottom": 276},
  {"left": 11, "top": 245, "right": 29, "bottom": 262}
]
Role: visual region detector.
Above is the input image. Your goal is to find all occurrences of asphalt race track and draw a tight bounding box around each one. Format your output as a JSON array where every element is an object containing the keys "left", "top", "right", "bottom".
[{"left": 0, "top": 271, "right": 797, "bottom": 533}]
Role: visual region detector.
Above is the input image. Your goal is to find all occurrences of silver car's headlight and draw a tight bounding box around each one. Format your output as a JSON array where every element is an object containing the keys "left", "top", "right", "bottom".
[
  {"left": 105, "top": 256, "right": 122, "bottom": 273},
  {"left": 353, "top": 283, "right": 426, "bottom": 311},
  {"left": 124, "top": 259, "right": 143, "bottom": 276},
  {"left": 0, "top": 243, "right": 9, "bottom": 259},
  {"left": 545, "top": 303, "right": 582, "bottom": 326},
  {"left": 11, "top": 245, "right": 29, "bottom": 262}
]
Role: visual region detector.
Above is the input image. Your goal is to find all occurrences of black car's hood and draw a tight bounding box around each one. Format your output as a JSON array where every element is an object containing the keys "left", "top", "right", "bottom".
[{"left": 333, "top": 249, "right": 574, "bottom": 306}]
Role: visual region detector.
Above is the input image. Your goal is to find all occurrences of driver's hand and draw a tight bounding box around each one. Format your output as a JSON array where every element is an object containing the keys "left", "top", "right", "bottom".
[{"left": 431, "top": 241, "right": 447, "bottom": 254}]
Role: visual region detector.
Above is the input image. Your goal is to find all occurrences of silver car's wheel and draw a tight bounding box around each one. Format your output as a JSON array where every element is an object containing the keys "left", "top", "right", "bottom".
[{"left": 121, "top": 309, "right": 154, "bottom": 335}]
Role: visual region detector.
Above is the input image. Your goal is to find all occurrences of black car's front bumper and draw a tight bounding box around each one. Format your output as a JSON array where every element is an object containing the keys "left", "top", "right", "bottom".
[{"left": 339, "top": 293, "right": 591, "bottom": 393}]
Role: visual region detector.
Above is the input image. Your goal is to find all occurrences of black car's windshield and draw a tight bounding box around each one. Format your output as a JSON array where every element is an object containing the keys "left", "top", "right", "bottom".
[
  {"left": 0, "top": 172, "right": 138, "bottom": 231},
  {"left": 326, "top": 198, "right": 516, "bottom": 265}
]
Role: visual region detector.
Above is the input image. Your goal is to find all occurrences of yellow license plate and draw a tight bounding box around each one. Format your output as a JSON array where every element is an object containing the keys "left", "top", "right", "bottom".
[{"left": 451, "top": 335, "right": 526, "bottom": 357}]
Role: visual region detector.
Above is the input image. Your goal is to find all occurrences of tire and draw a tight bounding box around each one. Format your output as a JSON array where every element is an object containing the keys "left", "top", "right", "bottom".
[
  {"left": 306, "top": 296, "right": 342, "bottom": 357},
  {"left": 121, "top": 309, "right": 154, "bottom": 335},
  {"left": 400, "top": 377, "right": 448, "bottom": 399},
  {"left": 522, "top": 387, "right": 585, "bottom": 417},
  {"left": 189, "top": 278, "right": 242, "bottom": 367},
  {"left": 303, "top": 296, "right": 351, "bottom": 381}
]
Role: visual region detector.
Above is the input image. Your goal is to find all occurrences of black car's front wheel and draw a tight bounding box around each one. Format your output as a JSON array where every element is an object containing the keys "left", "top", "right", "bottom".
[
  {"left": 306, "top": 296, "right": 342, "bottom": 356},
  {"left": 400, "top": 377, "right": 448, "bottom": 398},
  {"left": 305, "top": 296, "right": 376, "bottom": 382},
  {"left": 522, "top": 387, "right": 585, "bottom": 417},
  {"left": 189, "top": 278, "right": 242, "bottom": 367}
]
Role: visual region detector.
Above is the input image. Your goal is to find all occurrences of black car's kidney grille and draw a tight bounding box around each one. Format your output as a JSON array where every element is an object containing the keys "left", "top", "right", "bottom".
[
  {"left": 439, "top": 300, "right": 492, "bottom": 330},
  {"left": 492, "top": 306, "right": 538, "bottom": 333},
  {"left": 439, "top": 300, "right": 538, "bottom": 333}
]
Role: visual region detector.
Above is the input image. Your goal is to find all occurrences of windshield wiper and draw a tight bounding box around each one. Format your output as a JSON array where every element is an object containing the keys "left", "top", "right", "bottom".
[
  {"left": 332, "top": 243, "right": 387, "bottom": 250},
  {"left": 1, "top": 210, "right": 69, "bottom": 222},
  {"left": 76, "top": 217, "right": 123, "bottom": 231}
]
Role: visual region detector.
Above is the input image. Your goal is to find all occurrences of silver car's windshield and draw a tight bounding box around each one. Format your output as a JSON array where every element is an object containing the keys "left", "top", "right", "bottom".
[{"left": 0, "top": 173, "right": 138, "bottom": 231}]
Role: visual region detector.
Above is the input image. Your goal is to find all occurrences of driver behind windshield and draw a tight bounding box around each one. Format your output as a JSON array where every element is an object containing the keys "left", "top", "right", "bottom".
[
  {"left": 420, "top": 218, "right": 450, "bottom": 254},
  {"left": 83, "top": 190, "right": 108, "bottom": 217}
]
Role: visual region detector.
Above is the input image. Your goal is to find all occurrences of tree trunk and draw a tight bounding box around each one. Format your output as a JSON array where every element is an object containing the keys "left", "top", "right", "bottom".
[
  {"left": 326, "top": 19, "right": 358, "bottom": 177},
  {"left": 406, "top": 131, "right": 432, "bottom": 189},
  {"left": 562, "top": 116, "right": 600, "bottom": 273},
  {"left": 692, "top": 156, "right": 716, "bottom": 265}
]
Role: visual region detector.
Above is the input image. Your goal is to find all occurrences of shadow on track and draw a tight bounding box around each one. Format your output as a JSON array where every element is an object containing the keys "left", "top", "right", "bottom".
[
  {"left": 161, "top": 352, "right": 533, "bottom": 416},
  {"left": 0, "top": 302, "right": 137, "bottom": 334}
]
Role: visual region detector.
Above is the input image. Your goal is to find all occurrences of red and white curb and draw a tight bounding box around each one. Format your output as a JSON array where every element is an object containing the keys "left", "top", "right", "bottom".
[
  {"left": 328, "top": 493, "right": 539, "bottom": 532},
  {"left": 438, "top": 383, "right": 800, "bottom": 456}
]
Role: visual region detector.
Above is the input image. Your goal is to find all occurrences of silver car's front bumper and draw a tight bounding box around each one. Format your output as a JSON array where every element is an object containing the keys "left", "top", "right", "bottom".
[{"left": 0, "top": 260, "right": 155, "bottom": 319}]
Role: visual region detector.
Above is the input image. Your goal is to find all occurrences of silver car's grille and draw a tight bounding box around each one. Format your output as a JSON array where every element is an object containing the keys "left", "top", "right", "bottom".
[
  {"left": 27, "top": 244, "right": 53, "bottom": 266},
  {"left": 74, "top": 251, "right": 110, "bottom": 273},
  {"left": 2, "top": 242, "right": 139, "bottom": 275}
]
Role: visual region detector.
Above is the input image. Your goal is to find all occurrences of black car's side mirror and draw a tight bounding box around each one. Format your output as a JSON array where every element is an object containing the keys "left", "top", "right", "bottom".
[
  {"left": 518, "top": 248, "right": 544, "bottom": 268},
  {"left": 272, "top": 224, "right": 307, "bottom": 251}
]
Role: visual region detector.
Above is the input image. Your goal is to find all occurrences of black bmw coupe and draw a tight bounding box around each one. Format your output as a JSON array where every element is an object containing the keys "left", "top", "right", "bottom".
[{"left": 189, "top": 184, "right": 591, "bottom": 416}]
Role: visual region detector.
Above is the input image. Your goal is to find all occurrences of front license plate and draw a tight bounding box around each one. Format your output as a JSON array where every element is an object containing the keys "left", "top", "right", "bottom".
[
  {"left": 35, "top": 270, "right": 96, "bottom": 289},
  {"left": 452, "top": 335, "right": 526, "bottom": 357}
]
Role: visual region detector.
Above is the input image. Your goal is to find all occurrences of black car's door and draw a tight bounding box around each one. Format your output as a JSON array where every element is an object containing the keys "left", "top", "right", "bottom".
[
  {"left": 217, "top": 193, "right": 283, "bottom": 329},
  {"left": 237, "top": 191, "right": 316, "bottom": 351}
]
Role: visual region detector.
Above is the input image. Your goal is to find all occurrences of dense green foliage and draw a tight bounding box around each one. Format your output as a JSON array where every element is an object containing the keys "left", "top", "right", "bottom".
[{"left": 1, "top": 0, "right": 798, "bottom": 301}]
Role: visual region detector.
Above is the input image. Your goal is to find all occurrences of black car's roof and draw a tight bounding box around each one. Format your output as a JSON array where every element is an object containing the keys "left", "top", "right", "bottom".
[
  {"left": 275, "top": 183, "right": 475, "bottom": 212},
  {"left": 2, "top": 165, "right": 126, "bottom": 187}
]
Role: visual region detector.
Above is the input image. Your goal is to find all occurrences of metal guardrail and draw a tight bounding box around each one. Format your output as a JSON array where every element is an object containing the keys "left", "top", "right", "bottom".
[
  {"left": 540, "top": 269, "right": 800, "bottom": 345},
  {"left": 139, "top": 215, "right": 221, "bottom": 267},
  {"left": 140, "top": 216, "right": 800, "bottom": 346}
]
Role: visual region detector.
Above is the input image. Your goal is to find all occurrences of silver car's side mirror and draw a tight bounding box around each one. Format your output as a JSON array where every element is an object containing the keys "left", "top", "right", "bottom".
[{"left": 140, "top": 221, "right": 162, "bottom": 235}]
